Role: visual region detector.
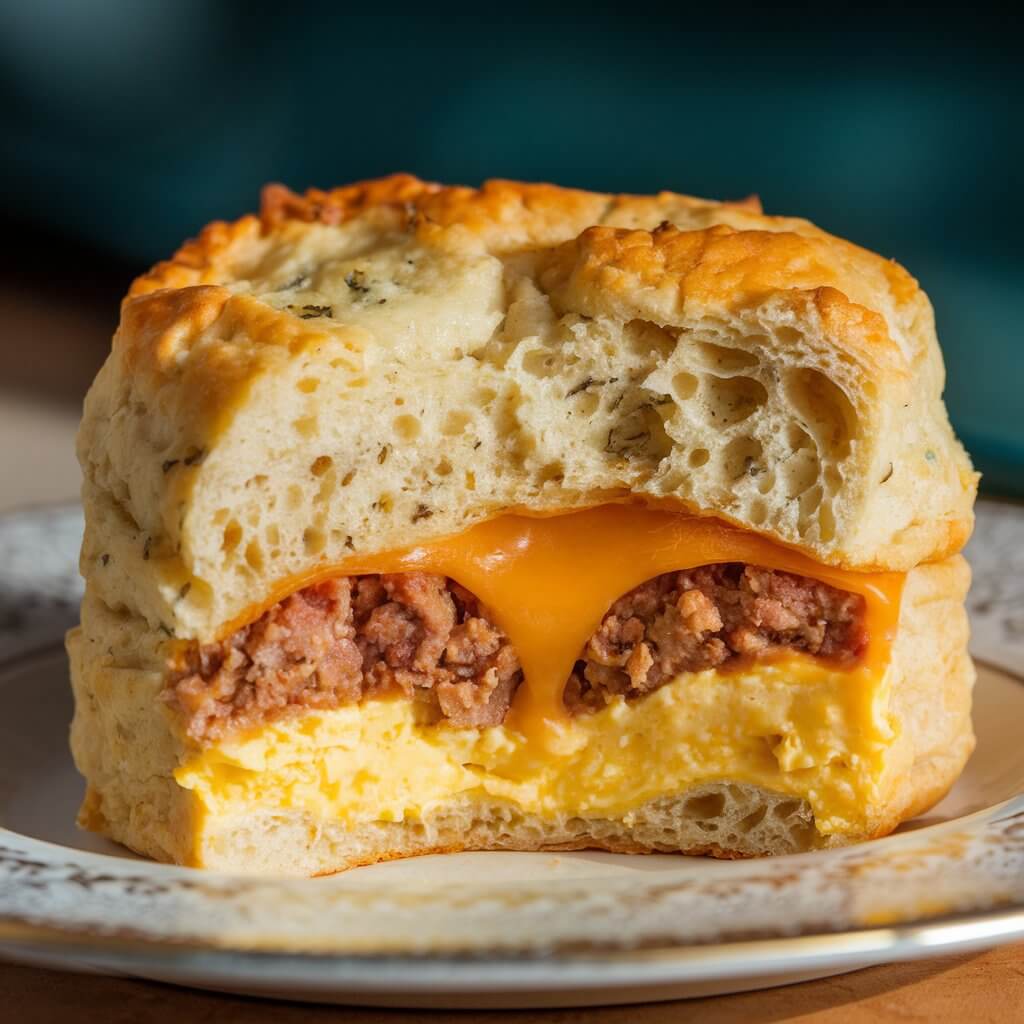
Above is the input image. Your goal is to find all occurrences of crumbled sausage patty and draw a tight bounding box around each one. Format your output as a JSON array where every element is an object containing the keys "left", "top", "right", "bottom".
[
  {"left": 563, "top": 564, "right": 867, "bottom": 713},
  {"left": 166, "top": 564, "right": 867, "bottom": 741},
  {"left": 166, "top": 573, "right": 522, "bottom": 742}
]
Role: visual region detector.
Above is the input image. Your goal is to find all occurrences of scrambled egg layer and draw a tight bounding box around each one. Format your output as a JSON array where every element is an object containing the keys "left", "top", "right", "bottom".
[{"left": 176, "top": 657, "right": 898, "bottom": 837}]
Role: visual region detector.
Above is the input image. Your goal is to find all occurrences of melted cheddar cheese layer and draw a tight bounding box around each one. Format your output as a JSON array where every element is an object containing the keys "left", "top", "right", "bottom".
[
  {"left": 216, "top": 505, "right": 904, "bottom": 744},
  {"left": 175, "top": 505, "right": 906, "bottom": 839}
]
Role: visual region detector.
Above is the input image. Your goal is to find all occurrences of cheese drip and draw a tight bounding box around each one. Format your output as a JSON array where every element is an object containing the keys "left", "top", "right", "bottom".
[{"left": 218, "top": 505, "right": 904, "bottom": 750}]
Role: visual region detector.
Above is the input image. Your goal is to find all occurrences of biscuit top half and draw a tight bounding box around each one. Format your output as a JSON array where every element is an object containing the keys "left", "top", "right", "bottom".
[{"left": 78, "top": 175, "right": 976, "bottom": 641}]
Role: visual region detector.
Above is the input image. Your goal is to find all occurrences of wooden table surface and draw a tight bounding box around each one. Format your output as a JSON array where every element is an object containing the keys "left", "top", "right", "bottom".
[{"left": 1, "top": 250, "right": 1022, "bottom": 1022}]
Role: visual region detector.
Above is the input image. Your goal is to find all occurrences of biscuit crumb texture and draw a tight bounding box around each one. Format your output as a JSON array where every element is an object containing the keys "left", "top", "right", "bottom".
[{"left": 76, "top": 176, "right": 976, "bottom": 640}]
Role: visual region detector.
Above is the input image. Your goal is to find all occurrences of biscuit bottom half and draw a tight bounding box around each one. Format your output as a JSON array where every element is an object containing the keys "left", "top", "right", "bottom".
[{"left": 68, "top": 558, "right": 974, "bottom": 875}]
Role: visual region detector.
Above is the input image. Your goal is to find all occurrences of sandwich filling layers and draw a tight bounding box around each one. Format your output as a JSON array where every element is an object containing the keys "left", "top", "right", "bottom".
[
  {"left": 168, "top": 504, "right": 906, "bottom": 845},
  {"left": 167, "top": 563, "right": 867, "bottom": 740}
]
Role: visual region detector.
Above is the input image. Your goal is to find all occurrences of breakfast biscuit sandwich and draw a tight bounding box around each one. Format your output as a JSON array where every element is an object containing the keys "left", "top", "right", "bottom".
[{"left": 68, "top": 175, "right": 978, "bottom": 874}]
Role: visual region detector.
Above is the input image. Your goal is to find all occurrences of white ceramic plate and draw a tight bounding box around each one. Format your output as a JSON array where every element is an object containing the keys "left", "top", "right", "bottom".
[{"left": 0, "top": 501, "right": 1022, "bottom": 1009}]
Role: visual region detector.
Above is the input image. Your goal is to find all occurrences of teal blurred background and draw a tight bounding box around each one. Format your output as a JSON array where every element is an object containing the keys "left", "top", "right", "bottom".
[{"left": 1, "top": 2, "right": 1020, "bottom": 493}]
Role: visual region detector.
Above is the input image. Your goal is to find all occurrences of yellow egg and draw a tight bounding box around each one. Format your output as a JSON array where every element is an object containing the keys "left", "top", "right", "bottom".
[{"left": 176, "top": 655, "right": 895, "bottom": 840}]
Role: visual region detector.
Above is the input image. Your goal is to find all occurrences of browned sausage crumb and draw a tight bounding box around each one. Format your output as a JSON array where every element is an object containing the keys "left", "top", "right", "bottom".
[
  {"left": 165, "top": 573, "right": 522, "bottom": 742},
  {"left": 165, "top": 564, "right": 867, "bottom": 741},
  {"left": 563, "top": 564, "right": 867, "bottom": 713}
]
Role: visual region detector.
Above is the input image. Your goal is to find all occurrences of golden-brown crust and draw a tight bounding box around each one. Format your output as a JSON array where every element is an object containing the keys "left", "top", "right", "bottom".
[
  {"left": 539, "top": 224, "right": 906, "bottom": 376},
  {"left": 129, "top": 216, "right": 262, "bottom": 299},
  {"left": 131, "top": 176, "right": 773, "bottom": 300},
  {"left": 261, "top": 173, "right": 439, "bottom": 228},
  {"left": 123, "top": 175, "right": 937, "bottom": 403},
  {"left": 122, "top": 210, "right": 909, "bottom": 420}
]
